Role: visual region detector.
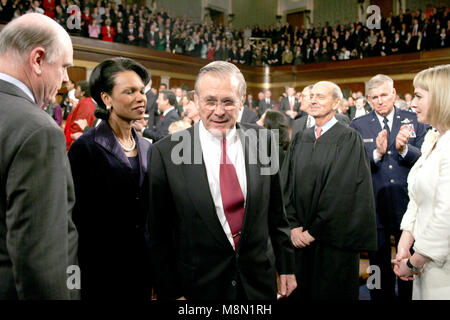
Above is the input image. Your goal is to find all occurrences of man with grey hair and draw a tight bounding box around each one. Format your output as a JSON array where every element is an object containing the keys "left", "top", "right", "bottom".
[
  {"left": 0, "top": 13, "right": 79, "bottom": 299},
  {"left": 149, "top": 61, "right": 297, "bottom": 300},
  {"left": 350, "top": 74, "right": 427, "bottom": 301},
  {"left": 282, "top": 81, "right": 376, "bottom": 300},
  {"left": 293, "top": 84, "right": 350, "bottom": 137}
]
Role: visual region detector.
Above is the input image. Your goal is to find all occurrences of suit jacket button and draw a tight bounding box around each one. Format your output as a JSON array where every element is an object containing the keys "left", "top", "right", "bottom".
[
  {"left": 390, "top": 179, "right": 395, "bottom": 183},
  {"left": 389, "top": 165, "right": 393, "bottom": 169},
  {"left": 387, "top": 151, "right": 392, "bottom": 155},
  {"left": 231, "top": 280, "right": 237, "bottom": 287}
]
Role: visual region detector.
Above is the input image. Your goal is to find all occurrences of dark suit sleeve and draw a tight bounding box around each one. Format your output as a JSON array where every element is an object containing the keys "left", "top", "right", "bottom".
[
  {"left": 143, "top": 112, "right": 180, "bottom": 142},
  {"left": 280, "top": 132, "right": 301, "bottom": 229},
  {"left": 148, "top": 145, "right": 182, "bottom": 299},
  {"left": 6, "top": 126, "right": 76, "bottom": 299},
  {"left": 268, "top": 162, "right": 296, "bottom": 275}
]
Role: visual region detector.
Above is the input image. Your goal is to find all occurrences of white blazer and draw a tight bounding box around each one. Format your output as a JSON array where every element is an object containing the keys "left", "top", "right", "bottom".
[{"left": 401, "top": 128, "right": 450, "bottom": 299}]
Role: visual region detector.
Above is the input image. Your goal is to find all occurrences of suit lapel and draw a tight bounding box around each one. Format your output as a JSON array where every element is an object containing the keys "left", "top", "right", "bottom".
[
  {"left": 368, "top": 111, "right": 383, "bottom": 138},
  {"left": 182, "top": 124, "right": 233, "bottom": 250},
  {"left": 135, "top": 132, "right": 150, "bottom": 187},
  {"left": 235, "top": 123, "right": 261, "bottom": 252},
  {"left": 94, "top": 120, "right": 132, "bottom": 169}
]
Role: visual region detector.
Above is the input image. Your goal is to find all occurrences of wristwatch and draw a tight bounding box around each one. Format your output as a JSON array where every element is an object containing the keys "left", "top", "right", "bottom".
[{"left": 407, "top": 258, "right": 423, "bottom": 275}]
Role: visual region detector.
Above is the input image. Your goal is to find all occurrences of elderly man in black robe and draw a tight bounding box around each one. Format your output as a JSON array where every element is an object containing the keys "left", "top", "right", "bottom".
[{"left": 281, "top": 81, "right": 377, "bottom": 300}]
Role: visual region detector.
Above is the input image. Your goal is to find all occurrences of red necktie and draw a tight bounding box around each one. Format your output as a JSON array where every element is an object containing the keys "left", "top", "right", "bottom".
[
  {"left": 220, "top": 137, "right": 245, "bottom": 250},
  {"left": 315, "top": 127, "right": 322, "bottom": 143},
  {"left": 159, "top": 114, "right": 164, "bottom": 121}
]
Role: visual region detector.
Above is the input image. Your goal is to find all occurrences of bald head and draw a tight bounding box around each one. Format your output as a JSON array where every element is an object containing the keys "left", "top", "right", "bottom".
[
  {"left": 0, "top": 13, "right": 73, "bottom": 107},
  {"left": 313, "top": 81, "right": 343, "bottom": 100},
  {"left": 310, "top": 81, "right": 342, "bottom": 126},
  {"left": 0, "top": 13, "right": 72, "bottom": 63}
]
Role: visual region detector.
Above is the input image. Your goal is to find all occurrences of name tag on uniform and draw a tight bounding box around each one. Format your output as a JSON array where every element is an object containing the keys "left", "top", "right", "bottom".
[{"left": 363, "top": 138, "right": 374, "bottom": 143}]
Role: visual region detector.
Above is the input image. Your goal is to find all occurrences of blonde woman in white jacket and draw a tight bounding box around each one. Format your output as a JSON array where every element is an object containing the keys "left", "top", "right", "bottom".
[{"left": 393, "top": 64, "right": 450, "bottom": 300}]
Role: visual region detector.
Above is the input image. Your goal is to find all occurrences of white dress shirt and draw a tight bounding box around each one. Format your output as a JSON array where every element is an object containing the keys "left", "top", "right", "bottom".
[
  {"left": 0, "top": 72, "right": 35, "bottom": 103},
  {"left": 199, "top": 121, "right": 247, "bottom": 250},
  {"left": 355, "top": 107, "right": 366, "bottom": 118},
  {"left": 314, "top": 116, "right": 337, "bottom": 138}
]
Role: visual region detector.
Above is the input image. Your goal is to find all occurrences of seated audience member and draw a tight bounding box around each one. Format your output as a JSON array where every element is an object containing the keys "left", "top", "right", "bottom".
[
  {"left": 68, "top": 57, "right": 153, "bottom": 300},
  {"left": 64, "top": 81, "right": 96, "bottom": 150},
  {"left": 393, "top": 64, "right": 450, "bottom": 300}
]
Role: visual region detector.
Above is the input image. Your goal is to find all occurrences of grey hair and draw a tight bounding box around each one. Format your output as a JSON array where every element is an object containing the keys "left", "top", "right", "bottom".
[
  {"left": 194, "top": 61, "right": 246, "bottom": 98},
  {"left": 367, "top": 74, "right": 394, "bottom": 93},
  {"left": 0, "top": 14, "right": 66, "bottom": 63},
  {"left": 314, "top": 81, "right": 343, "bottom": 99}
]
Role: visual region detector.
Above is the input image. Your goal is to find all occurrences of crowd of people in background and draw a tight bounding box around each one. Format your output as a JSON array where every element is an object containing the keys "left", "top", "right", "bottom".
[{"left": 0, "top": 1, "right": 449, "bottom": 67}]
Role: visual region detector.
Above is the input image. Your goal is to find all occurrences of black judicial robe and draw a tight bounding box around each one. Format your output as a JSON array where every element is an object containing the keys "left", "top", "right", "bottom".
[{"left": 281, "top": 121, "right": 377, "bottom": 300}]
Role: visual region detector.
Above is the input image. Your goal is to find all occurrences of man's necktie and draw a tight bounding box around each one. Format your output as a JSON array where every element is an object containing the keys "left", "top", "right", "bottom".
[
  {"left": 159, "top": 114, "right": 164, "bottom": 121},
  {"left": 383, "top": 117, "right": 390, "bottom": 135},
  {"left": 315, "top": 126, "right": 322, "bottom": 139},
  {"left": 219, "top": 138, "right": 245, "bottom": 250}
]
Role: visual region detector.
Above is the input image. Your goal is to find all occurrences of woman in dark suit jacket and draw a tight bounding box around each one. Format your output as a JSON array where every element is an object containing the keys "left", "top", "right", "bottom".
[{"left": 68, "top": 58, "right": 152, "bottom": 300}]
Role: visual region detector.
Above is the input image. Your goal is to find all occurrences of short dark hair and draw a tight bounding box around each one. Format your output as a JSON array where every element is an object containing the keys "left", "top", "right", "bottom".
[
  {"left": 89, "top": 57, "right": 150, "bottom": 120},
  {"left": 263, "top": 110, "right": 290, "bottom": 150},
  {"left": 159, "top": 89, "right": 176, "bottom": 106},
  {"left": 76, "top": 80, "right": 90, "bottom": 97}
]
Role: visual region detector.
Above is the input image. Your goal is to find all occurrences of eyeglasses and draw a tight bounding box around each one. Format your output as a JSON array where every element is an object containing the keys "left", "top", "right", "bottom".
[{"left": 199, "top": 98, "right": 239, "bottom": 111}]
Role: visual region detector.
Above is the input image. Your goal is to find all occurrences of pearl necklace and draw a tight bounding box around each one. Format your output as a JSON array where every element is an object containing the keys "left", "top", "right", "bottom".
[{"left": 118, "top": 135, "right": 136, "bottom": 152}]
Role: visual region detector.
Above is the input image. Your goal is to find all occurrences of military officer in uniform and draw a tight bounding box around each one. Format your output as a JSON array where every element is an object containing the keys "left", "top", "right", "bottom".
[{"left": 350, "top": 74, "right": 428, "bottom": 301}]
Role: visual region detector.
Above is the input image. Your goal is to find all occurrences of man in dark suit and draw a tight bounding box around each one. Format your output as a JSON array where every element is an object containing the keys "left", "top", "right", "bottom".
[
  {"left": 348, "top": 96, "right": 371, "bottom": 120},
  {"left": 145, "top": 81, "right": 158, "bottom": 128},
  {"left": 149, "top": 61, "right": 296, "bottom": 300},
  {"left": 140, "top": 89, "right": 180, "bottom": 142},
  {"left": 257, "top": 89, "right": 275, "bottom": 117},
  {"left": 350, "top": 74, "right": 427, "bottom": 301},
  {"left": 0, "top": 13, "right": 79, "bottom": 299},
  {"left": 238, "top": 104, "right": 258, "bottom": 124},
  {"left": 280, "top": 86, "right": 301, "bottom": 127}
]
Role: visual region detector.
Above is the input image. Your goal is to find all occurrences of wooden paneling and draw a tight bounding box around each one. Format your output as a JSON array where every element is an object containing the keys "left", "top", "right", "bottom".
[
  {"left": 371, "top": 0, "right": 393, "bottom": 18},
  {"left": 169, "top": 78, "right": 195, "bottom": 91},
  {"left": 150, "top": 75, "right": 160, "bottom": 90},
  {"left": 287, "top": 12, "right": 304, "bottom": 29},
  {"left": 68, "top": 66, "right": 87, "bottom": 83}
]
